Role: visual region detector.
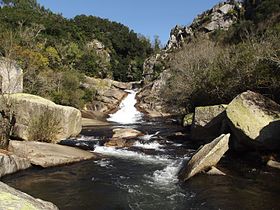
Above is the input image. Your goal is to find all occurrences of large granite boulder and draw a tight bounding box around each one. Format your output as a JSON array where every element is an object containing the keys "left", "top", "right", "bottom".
[
  {"left": 0, "top": 93, "right": 81, "bottom": 142},
  {"left": 191, "top": 104, "right": 228, "bottom": 142},
  {"left": 226, "top": 91, "right": 280, "bottom": 150},
  {"left": 0, "top": 181, "right": 58, "bottom": 210},
  {"left": 0, "top": 150, "right": 31, "bottom": 178},
  {"left": 178, "top": 134, "right": 230, "bottom": 181},
  {"left": 8, "top": 141, "right": 96, "bottom": 168}
]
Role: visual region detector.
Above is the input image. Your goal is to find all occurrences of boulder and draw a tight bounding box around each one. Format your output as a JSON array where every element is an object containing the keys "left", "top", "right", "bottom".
[
  {"left": 0, "top": 93, "right": 81, "bottom": 142},
  {"left": 226, "top": 91, "right": 280, "bottom": 150},
  {"left": 183, "top": 113, "right": 194, "bottom": 127},
  {"left": 104, "top": 138, "right": 135, "bottom": 148},
  {"left": 0, "top": 181, "right": 58, "bottom": 210},
  {"left": 267, "top": 160, "right": 280, "bottom": 170},
  {"left": 178, "top": 134, "right": 230, "bottom": 181},
  {"left": 112, "top": 128, "right": 143, "bottom": 139},
  {"left": 8, "top": 141, "right": 96, "bottom": 168},
  {"left": 191, "top": 104, "right": 227, "bottom": 142},
  {"left": 206, "top": 166, "right": 226, "bottom": 176},
  {"left": 0, "top": 150, "right": 31, "bottom": 178}
]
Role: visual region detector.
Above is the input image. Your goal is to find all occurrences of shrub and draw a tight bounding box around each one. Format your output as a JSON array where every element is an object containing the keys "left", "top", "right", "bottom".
[{"left": 28, "top": 108, "right": 62, "bottom": 143}]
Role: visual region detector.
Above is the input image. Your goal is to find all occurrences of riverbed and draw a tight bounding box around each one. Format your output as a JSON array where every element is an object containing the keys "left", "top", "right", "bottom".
[{"left": 3, "top": 90, "right": 280, "bottom": 210}]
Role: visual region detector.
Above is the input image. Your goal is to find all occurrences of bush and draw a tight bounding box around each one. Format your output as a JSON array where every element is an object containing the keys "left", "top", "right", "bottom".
[{"left": 28, "top": 108, "right": 62, "bottom": 143}]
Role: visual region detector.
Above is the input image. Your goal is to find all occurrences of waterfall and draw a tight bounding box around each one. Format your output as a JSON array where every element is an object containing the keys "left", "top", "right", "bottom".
[{"left": 107, "top": 89, "right": 143, "bottom": 124}]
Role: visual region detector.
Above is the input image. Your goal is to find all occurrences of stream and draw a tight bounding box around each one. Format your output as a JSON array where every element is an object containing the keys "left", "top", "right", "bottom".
[{"left": 3, "top": 90, "right": 280, "bottom": 210}]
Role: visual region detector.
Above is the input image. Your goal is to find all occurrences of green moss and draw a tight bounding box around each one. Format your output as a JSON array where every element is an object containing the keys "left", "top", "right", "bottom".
[{"left": 0, "top": 192, "right": 38, "bottom": 210}]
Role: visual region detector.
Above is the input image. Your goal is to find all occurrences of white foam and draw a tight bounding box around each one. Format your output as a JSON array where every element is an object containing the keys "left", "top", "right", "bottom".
[
  {"left": 107, "top": 90, "right": 143, "bottom": 124},
  {"left": 93, "top": 146, "right": 172, "bottom": 165},
  {"left": 94, "top": 159, "right": 112, "bottom": 168},
  {"left": 138, "top": 131, "right": 160, "bottom": 141},
  {"left": 145, "top": 158, "right": 188, "bottom": 189},
  {"left": 133, "top": 141, "right": 164, "bottom": 151}
]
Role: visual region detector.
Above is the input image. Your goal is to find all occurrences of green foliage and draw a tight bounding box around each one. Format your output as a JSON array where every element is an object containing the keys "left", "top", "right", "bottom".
[
  {"left": 28, "top": 108, "right": 62, "bottom": 143},
  {"left": 162, "top": 31, "right": 280, "bottom": 112}
]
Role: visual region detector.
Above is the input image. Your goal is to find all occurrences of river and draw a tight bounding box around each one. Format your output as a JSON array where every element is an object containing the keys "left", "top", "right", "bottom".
[{"left": 3, "top": 90, "right": 280, "bottom": 210}]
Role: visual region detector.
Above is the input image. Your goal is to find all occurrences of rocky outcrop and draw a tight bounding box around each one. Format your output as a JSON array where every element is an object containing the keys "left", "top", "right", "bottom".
[
  {"left": 166, "top": 1, "right": 242, "bottom": 51},
  {"left": 0, "top": 150, "right": 31, "bottom": 178},
  {"left": 0, "top": 93, "right": 81, "bottom": 142},
  {"left": 86, "top": 39, "right": 111, "bottom": 78},
  {"left": 8, "top": 141, "right": 96, "bottom": 168},
  {"left": 191, "top": 105, "right": 228, "bottom": 142},
  {"left": 0, "top": 181, "right": 58, "bottom": 210},
  {"left": 139, "top": 1, "right": 243, "bottom": 113},
  {"left": 137, "top": 69, "right": 178, "bottom": 117},
  {"left": 82, "top": 77, "right": 131, "bottom": 114},
  {"left": 226, "top": 91, "right": 280, "bottom": 150},
  {"left": 0, "top": 58, "right": 23, "bottom": 94},
  {"left": 178, "top": 134, "right": 230, "bottom": 181}
]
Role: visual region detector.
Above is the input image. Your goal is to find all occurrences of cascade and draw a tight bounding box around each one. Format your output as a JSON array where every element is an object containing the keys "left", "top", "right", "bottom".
[{"left": 107, "top": 89, "right": 143, "bottom": 124}]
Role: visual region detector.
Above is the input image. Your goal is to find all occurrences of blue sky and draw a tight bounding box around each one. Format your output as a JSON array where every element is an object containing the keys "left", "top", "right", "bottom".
[{"left": 37, "top": 0, "right": 221, "bottom": 45}]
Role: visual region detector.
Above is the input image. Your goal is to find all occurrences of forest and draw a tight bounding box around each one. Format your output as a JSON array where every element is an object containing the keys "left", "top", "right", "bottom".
[{"left": 0, "top": 0, "right": 154, "bottom": 108}]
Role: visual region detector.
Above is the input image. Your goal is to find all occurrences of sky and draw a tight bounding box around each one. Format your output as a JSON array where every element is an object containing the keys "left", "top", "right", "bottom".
[{"left": 37, "top": 0, "right": 222, "bottom": 45}]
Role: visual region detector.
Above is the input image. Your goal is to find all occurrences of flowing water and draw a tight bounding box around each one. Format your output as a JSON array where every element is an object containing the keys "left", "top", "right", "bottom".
[{"left": 3, "top": 90, "right": 280, "bottom": 210}]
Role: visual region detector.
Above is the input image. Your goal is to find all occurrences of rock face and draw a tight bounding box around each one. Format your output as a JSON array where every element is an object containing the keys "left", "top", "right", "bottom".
[
  {"left": 137, "top": 70, "right": 178, "bottom": 117},
  {"left": 8, "top": 141, "right": 96, "bottom": 168},
  {"left": 166, "top": 1, "right": 241, "bottom": 51},
  {"left": 226, "top": 91, "right": 280, "bottom": 150},
  {"left": 191, "top": 105, "right": 228, "bottom": 142},
  {"left": 82, "top": 77, "right": 131, "bottom": 114},
  {"left": 178, "top": 134, "right": 230, "bottom": 181},
  {"left": 0, "top": 93, "right": 82, "bottom": 142},
  {"left": 0, "top": 58, "right": 23, "bottom": 94},
  {"left": 0, "top": 150, "right": 31, "bottom": 178},
  {"left": 0, "top": 181, "right": 58, "bottom": 210},
  {"left": 138, "top": 1, "right": 243, "bottom": 115}
]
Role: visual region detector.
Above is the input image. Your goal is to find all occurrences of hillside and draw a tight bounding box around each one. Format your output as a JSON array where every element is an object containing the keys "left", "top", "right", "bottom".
[
  {"left": 138, "top": 0, "right": 280, "bottom": 116},
  {"left": 0, "top": 0, "right": 153, "bottom": 108}
]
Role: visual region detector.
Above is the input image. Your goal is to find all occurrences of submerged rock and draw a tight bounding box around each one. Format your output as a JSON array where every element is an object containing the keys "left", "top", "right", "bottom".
[
  {"left": 0, "top": 93, "right": 81, "bottom": 142},
  {"left": 0, "top": 181, "right": 58, "bottom": 210},
  {"left": 226, "top": 91, "right": 280, "bottom": 150},
  {"left": 178, "top": 134, "right": 230, "bottom": 181},
  {"left": 104, "top": 138, "right": 135, "bottom": 148},
  {"left": 0, "top": 150, "right": 31, "bottom": 178},
  {"left": 112, "top": 128, "right": 143, "bottom": 139},
  {"left": 191, "top": 104, "right": 227, "bottom": 142},
  {"left": 8, "top": 141, "right": 96, "bottom": 168}
]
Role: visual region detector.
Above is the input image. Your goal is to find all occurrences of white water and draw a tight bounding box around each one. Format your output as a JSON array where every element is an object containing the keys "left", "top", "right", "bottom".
[
  {"left": 107, "top": 90, "right": 143, "bottom": 124},
  {"left": 93, "top": 145, "right": 172, "bottom": 165},
  {"left": 133, "top": 141, "right": 164, "bottom": 151}
]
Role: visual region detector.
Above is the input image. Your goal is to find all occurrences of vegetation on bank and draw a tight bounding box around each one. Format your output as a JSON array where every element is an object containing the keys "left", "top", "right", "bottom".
[
  {"left": 0, "top": 0, "right": 156, "bottom": 108},
  {"left": 160, "top": 0, "right": 280, "bottom": 112}
]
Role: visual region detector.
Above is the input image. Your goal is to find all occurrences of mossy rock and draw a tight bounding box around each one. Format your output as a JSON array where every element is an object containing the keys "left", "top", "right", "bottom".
[{"left": 226, "top": 91, "right": 280, "bottom": 150}]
